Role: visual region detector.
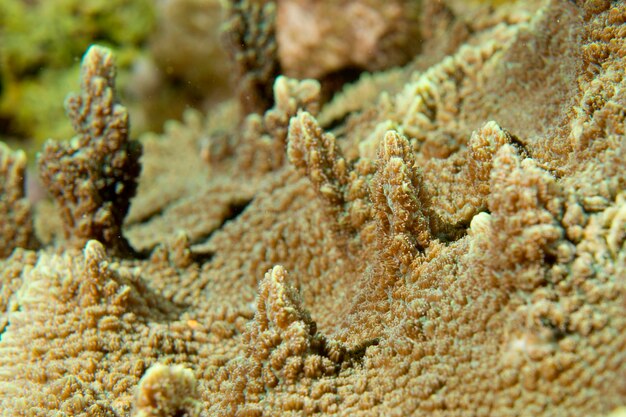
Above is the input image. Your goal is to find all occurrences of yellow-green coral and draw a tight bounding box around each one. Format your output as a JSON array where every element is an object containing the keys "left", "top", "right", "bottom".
[{"left": 0, "top": 0, "right": 155, "bottom": 155}]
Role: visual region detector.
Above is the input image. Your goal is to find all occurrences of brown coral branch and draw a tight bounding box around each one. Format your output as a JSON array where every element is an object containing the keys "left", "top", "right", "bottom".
[
  {"left": 264, "top": 75, "right": 321, "bottom": 143},
  {"left": 244, "top": 266, "right": 353, "bottom": 384},
  {"left": 287, "top": 110, "right": 374, "bottom": 233},
  {"left": 467, "top": 120, "right": 513, "bottom": 191},
  {"left": 209, "top": 266, "right": 348, "bottom": 412},
  {"left": 38, "top": 45, "right": 142, "bottom": 256},
  {"left": 222, "top": 0, "right": 280, "bottom": 115},
  {"left": 287, "top": 111, "right": 350, "bottom": 207},
  {"left": 235, "top": 76, "right": 321, "bottom": 172},
  {"left": 482, "top": 144, "right": 564, "bottom": 290},
  {"left": 370, "top": 130, "right": 433, "bottom": 274},
  {"left": 0, "top": 142, "right": 38, "bottom": 257}
]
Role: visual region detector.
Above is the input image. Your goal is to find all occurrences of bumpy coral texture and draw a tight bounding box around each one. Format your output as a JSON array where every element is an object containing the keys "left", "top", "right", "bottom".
[
  {"left": 0, "top": 1, "right": 625, "bottom": 417},
  {"left": 0, "top": 142, "right": 37, "bottom": 258},
  {"left": 38, "top": 45, "right": 142, "bottom": 256}
]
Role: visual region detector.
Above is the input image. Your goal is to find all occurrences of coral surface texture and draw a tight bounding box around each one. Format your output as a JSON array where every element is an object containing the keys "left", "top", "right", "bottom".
[{"left": 0, "top": 1, "right": 625, "bottom": 416}]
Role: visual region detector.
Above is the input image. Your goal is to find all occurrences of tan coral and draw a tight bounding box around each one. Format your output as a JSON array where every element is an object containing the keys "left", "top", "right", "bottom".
[
  {"left": 0, "top": 142, "right": 37, "bottom": 258},
  {"left": 1, "top": 1, "right": 626, "bottom": 416},
  {"left": 483, "top": 144, "right": 564, "bottom": 290},
  {"left": 38, "top": 45, "right": 142, "bottom": 256},
  {"left": 133, "top": 364, "right": 201, "bottom": 417},
  {"left": 222, "top": 0, "right": 280, "bottom": 114},
  {"left": 216, "top": 75, "right": 323, "bottom": 174},
  {"left": 208, "top": 265, "right": 359, "bottom": 415},
  {"left": 287, "top": 110, "right": 373, "bottom": 233},
  {"left": 288, "top": 111, "right": 350, "bottom": 208},
  {"left": 370, "top": 130, "right": 432, "bottom": 274},
  {"left": 0, "top": 240, "right": 185, "bottom": 416},
  {"left": 605, "top": 193, "right": 626, "bottom": 258}
]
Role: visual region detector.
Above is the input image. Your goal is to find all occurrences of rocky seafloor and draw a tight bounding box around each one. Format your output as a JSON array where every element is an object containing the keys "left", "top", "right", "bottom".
[{"left": 1, "top": 1, "right": 625, "bottom": 416}]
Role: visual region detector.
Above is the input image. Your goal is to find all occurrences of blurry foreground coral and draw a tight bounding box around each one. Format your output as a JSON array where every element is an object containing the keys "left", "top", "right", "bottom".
[{"left": 0, "top": 0, "right": 626, "bottom": 416}]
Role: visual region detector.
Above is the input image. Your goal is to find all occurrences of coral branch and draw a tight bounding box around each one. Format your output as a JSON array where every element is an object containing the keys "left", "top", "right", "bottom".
[
  {"left": 288, "top": 111, "right": 350, "bottom": 206},
  {"left": 0, "top": 142, "right": 37, "bottom": 257},
  {"left": 467, "top": 120, "right": 512, "bottom": 192},
  {"left": 370, "top": 130, "right": 432, "bottom": 273},
  {"left": 264, "top": 75, "right": 321, "bottom": 143},
  {"left": 287, "top": 110, "right": 374, "bottom": 233},
  {"left": 223, "top": 76, "right": 322, "bottom": 173},
  {"left": 245, "top": 266, "right": 346, "bottom": 383},
  {"left": 222, "top": 0, "right": 280, "bottom": 115},
  {"left": 251, "top": 265, "right": 315, "bottom": 336},
  {"left": 210, "top": 265, "right": 354, "bottom": 413},
  {"left": 38, "top": 45, "right": 142, "bottom": 256}
]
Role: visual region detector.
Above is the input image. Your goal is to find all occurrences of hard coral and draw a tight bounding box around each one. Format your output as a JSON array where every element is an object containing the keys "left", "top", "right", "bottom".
[
  {"left": 0, "top": 0, "right": 625, "bottom": 416},
  {"left": 38, "top": 45, "right": 142, "bottom": 256},
  {"left": 134, "top": 364, "right": 201, "bottom": 417},
  {"left": 222, "top": 0, "right": 280, "bottom": 114},
  {"left": 0, "top": 142, "right": 37, "bottom": 258}
]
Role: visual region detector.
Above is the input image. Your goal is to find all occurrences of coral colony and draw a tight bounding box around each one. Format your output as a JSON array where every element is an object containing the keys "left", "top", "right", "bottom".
[{"left": 0, "top": 1, "right": 625, "bottom": 416}]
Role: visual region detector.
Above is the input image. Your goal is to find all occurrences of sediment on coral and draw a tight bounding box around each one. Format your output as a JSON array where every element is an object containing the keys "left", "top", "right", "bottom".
[{"left": 38, "top": 45, "right": 142, "bottom": 256}]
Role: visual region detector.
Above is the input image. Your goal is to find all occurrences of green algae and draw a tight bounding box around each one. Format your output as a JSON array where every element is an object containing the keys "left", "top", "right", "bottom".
[{"left": 0, "top": 0, "right": 156, "bottom": 158}]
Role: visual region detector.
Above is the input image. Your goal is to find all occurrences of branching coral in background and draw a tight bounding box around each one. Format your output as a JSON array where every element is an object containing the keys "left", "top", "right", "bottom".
[
  {"left": 38, "top": 45, "right": 142, "bottom": 256},
  {"left": 222, "top": 0, "right": 280, "bottom": 115},
  {"left": 287, "top": 111, "right": 373, "bottom": 233},
  {"left": 231, "top": 76, "right": 321, "bottom": 172},
  {"left": 0, "top": 142, "right": 37, "bottom": 257},
  {"left": 264, "top": 76, "right": 321, "bottom": 143},
  {"left": 221, "top": 0, "right": 421, "bottom": 115}
]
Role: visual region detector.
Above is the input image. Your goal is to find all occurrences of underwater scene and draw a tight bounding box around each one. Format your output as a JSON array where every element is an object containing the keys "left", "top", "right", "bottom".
[{"left": 0, "top": 0, "right": 625, "bottom": 416}]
